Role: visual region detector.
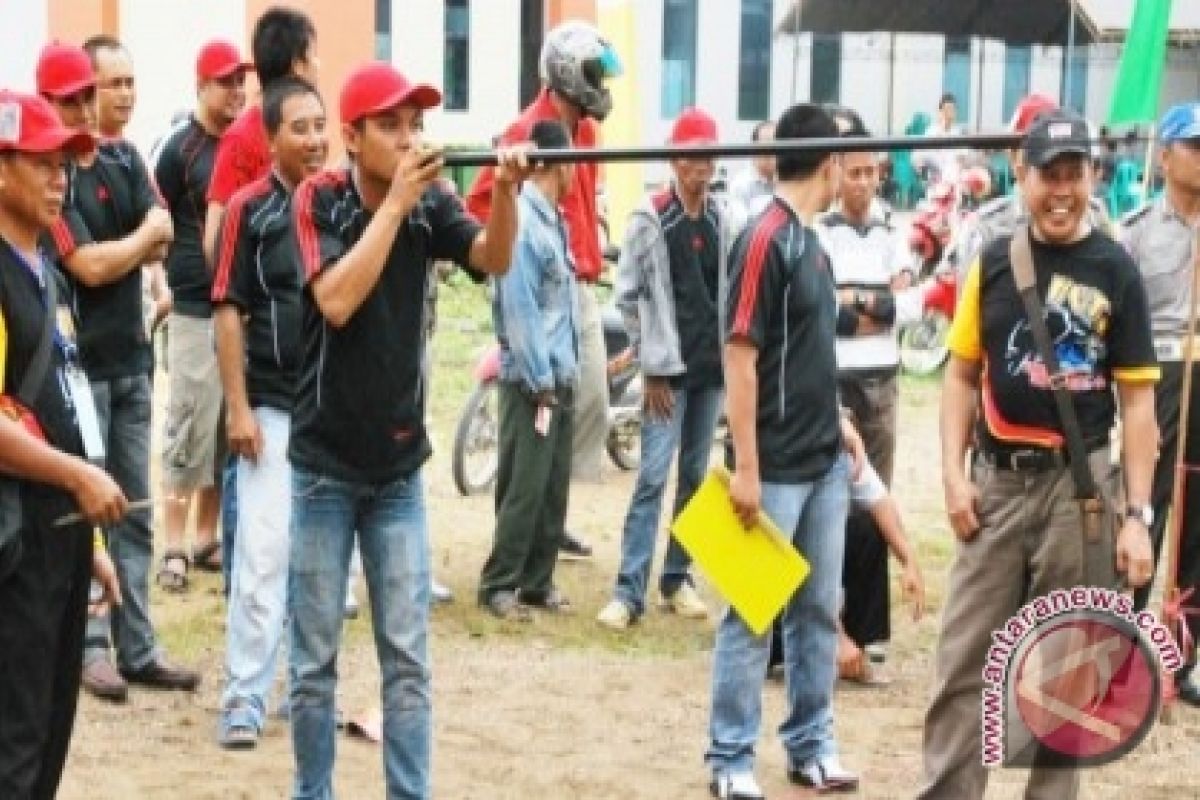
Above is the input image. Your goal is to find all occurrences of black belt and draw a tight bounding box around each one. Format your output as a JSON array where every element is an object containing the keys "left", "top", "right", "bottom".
[{"left": 976, "top": 446, "right": 1068, "bottom": 473}]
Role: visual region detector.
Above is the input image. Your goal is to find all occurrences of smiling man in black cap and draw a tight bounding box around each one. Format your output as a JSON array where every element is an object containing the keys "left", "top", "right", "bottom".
[{"left": 919, "top": 109, "right": 1159, "bottom": 799}]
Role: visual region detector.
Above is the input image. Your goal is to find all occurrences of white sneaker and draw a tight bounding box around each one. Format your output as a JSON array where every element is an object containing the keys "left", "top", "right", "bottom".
[
  {"left": 710, "top": 770, "right": 765, "bottom": 799},
  {"left": 596, "top": 599, "right": 633, "bottom": 630},
  {"left": 662, "top": 583, "right": 709, "bottom": 619},
  {"left": 344, "top": 583, "right": 360, "bottom": 619},
  {"left": 431, "top": 579, "right": 454, "bottom": 604},
  {"left": 789, "top": 754, "right": 859, "bottom": 793}
]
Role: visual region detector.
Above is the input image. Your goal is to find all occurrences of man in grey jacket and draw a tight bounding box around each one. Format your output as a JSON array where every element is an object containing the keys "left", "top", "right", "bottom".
[{"left": 598, "top": 108, "right": 743, "bottom": 629}]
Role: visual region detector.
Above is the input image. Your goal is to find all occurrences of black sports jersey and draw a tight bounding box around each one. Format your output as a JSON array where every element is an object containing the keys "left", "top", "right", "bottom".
[
  {"left": 154, "top": 117, "right": 219, "bottom": 317},
  {"left": 725, "top": 198, "right": 841, "bottom": 483},
  {"left": 211, "top": 173, "right": 303, "bottom": 412},
  {"left": 289, "top": 169, "right": 483, "bottom": 484},
  {"left": 46, "top": 140, "right": 159, "bottom": 379}
]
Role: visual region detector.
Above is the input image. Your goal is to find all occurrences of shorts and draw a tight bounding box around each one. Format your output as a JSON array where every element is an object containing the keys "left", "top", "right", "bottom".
[{"left": 161, "top": 313, "right": 223, "bottom": 490}]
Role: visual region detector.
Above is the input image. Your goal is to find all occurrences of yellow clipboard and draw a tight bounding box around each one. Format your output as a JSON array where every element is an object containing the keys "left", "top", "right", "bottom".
[{"left": 671, "top": 466, "right": 810, "bottom": 635}]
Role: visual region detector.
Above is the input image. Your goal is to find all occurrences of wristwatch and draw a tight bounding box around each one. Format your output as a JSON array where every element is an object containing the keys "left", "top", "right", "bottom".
[{"left": 1126, "top": 504, "right": 1153, "bottom": 528}]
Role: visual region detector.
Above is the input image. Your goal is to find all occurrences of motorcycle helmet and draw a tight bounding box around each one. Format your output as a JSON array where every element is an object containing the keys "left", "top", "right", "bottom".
[{"left": 540, "top": 21, "right": 622, "bottom": 122}]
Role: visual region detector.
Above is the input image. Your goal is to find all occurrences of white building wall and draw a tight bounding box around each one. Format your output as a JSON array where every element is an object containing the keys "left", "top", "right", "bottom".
[
  {"left": 888, "top": 35, "right": 944, "bottom": 134},
  {"left": 1029, "top": 44, "right": 1063, "bottom": 102},
  {"left": 2, "top": 0, "right": 50, "bottom": 93},
  {"left": 840, "top": 33, "right": 890, "bottom": 135},
  {"left": 120, "top": 0, "right": 246, "bottom": 154}
]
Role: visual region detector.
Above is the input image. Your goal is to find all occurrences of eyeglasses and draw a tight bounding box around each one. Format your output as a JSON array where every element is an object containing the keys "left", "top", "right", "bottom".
[{"left": 57, "top": 88, "right": 97, "bottom": 108}]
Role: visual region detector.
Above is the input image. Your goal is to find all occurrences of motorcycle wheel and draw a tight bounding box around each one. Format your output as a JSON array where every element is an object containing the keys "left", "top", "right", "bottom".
[
  {"left": 451, "top": 381, "right": 500, "bottom": 496},
  {"left": 606, "top": 414, "right": 640, "bottom": 472},
  {"left": 899, "top": 311, "right": 951, "bottom": 376}
]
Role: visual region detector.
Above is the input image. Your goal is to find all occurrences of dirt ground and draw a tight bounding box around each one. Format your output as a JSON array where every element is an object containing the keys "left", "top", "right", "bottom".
[{"left": 58, "top": 368, "right": 1200, "bottom": 799}]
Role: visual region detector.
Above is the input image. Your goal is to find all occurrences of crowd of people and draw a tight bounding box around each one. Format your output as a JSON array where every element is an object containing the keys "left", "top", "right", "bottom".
[{"left": 1, "top": 5, "right": 1199, "bottom": 800}]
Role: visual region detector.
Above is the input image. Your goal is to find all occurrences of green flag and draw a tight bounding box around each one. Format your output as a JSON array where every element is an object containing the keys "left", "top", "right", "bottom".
[{"left": 1108, "top": 0, "right": 1173, "bottom": 124}]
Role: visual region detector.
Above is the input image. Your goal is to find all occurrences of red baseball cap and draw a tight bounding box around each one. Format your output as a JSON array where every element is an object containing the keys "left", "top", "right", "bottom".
[
  {"left": 36, "top": 42, "right": 96, "bottom": 99},
  {"left": 196, "top": 40, "right": 252, "bottom": 81},
  {"left": 668, "top": 107, "right": 718, "bottom": 146},
  {"left": 0, "top": 90, "right": 96, "bottom": 155},
  {"left": 1009, "top": 93, "right": 1058, "bottom": 134},
  {"left": 339, "top": 62, "right": 441, "bottom": 125}
]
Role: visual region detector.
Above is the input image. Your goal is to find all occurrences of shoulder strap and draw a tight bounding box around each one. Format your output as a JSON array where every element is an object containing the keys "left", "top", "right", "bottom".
[
  {"left": 1008, "top": 227, "right": 1098, "bottom": 500},
  {"left": 15, "top": 270, "right": 57, "bottom": 408}
]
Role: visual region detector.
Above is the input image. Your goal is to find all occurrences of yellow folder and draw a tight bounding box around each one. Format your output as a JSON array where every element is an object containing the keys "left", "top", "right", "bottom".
[{"left": 671, "top": 466, "right": 811, "bottom": 636}]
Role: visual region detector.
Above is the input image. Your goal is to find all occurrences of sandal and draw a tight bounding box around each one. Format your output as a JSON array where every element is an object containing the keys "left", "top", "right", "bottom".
[
  {"left": 193, "top": 540, "right": 223, "bottom": 573},
  {"left": 156, "top": 549, "right": 189, "bottom": 593}
]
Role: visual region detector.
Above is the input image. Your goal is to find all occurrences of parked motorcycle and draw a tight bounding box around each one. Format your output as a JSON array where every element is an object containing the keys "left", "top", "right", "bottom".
[
  {"left": 451, "top": 303, "right": 643, "bottom": 497},
  {"left": 897, "top": 167, "right": 988, "bottom": 376}
]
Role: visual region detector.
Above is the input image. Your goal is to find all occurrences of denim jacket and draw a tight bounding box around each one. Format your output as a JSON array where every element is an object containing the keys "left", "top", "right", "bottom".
[{"left": 492, "top": 182, "right": 580, "bottom": 392}]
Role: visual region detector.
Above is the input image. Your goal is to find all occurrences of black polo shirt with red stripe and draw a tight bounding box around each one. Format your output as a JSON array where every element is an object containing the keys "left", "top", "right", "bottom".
[
  {"left": 212, "top": 173, "right": 302, "bottom": 413},
  {"left": 725, "top": 197, "right": 841, "bottom": 483},
  {"left": 45, "top": 140, "right": 160, "bottom": 380},
  {"left": 154, "top": 116, "right": 219, "bottom": 317},
  {"left": 290, "top": 168, "right": 483, "bottom": 484}
]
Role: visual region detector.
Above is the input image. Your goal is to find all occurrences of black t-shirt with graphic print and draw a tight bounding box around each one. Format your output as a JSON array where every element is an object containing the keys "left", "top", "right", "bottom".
[
  {"left": 211, "top": 174, "right": 303, "bottom": 413},
  {"left": 724, "top": 198, "right": 841, "bottom": 483},
  {"left": 657, "top": 189, "right": 723, "bottom": 390},
  {"left": 289, "top": 169, "right": 483, "bottom": 484},
  {"left": 966, "top": 230, "right": 1157, "bottom": 453},
  {"left": 45, "top": 140, "right": 159, "bottom": 380}
]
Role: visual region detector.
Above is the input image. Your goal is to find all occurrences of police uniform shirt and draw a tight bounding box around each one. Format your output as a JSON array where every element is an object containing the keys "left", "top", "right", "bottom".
[
  {"left": 725, "top": 197, "right": 841, "bottom": 483},
  {"left": 154, "top": 116, "right": 220, "bottom": 318},
  {"left": 817, "top": 209, "right": 913, "bottom": 371},
  {"left": 947, "top": 231, "right": 1158, "bottom": 454},
  {"left": 290, "top": 168, "right": 483, "bottom": 484},
  {"left": 45, "top": 140, "right": 161, "bottom": 380},
  {"left": 1121, "top": 199, "right": 1197, "bottom": 341},
  {"left": 211, "top": 173, "right": 303, "bottom": 413}
]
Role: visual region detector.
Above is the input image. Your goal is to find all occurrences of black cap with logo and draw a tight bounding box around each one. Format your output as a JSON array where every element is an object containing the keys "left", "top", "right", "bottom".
[{"left": 1022, "top": 109, "right": 1092, "bottom": 168}]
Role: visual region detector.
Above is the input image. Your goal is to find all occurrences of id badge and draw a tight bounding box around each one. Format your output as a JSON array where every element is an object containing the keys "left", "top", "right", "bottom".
[{"left": 64, "top": 363, "right": 105, "bottom": 463}]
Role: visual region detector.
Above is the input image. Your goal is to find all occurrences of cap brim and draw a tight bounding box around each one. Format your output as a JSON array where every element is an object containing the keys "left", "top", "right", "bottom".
[
  {"left": 670, "top": 136, "right": 717, "bottom": 147},
  {"left": 43, "top": 76, "right": 96, "bottom": 100},
  {"left": 364, "top": 84, "right": 443, "bottom": 119},
  {"left": 1029, "top": 145, "right": 1091, "bottom": 167},
  {"left": 1164, "top": 125, "right": 1200, "bottom": 143},
  {"left": 11, "top": 128, "right": 96, "bottom": 156},
  {"left": 204, "top": 62, "right": 254, "bottom": 80}
]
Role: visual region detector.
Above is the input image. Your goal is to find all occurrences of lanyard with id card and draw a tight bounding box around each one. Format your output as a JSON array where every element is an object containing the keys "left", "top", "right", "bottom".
[{"left": 54, "top": 303, "right": 105, "bottom": 464}]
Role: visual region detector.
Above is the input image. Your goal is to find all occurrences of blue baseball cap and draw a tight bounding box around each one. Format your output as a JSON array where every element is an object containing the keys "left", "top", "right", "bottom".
[{"left": 1159, "top": 103, "right": 1200, "bottom": 143}]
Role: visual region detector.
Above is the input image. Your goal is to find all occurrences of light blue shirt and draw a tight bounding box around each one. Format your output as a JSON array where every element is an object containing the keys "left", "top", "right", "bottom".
[{"left": 492, "top": 182, "right": 580, "bottom": 392}]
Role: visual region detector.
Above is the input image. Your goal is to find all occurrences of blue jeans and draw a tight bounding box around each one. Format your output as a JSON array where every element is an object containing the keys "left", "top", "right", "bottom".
[
  {"left": 289, "top": 467, "right": 432, "bottom": 800},
  {"left": 222, "top": 408, "right": 291, "bottom": 729},
  {"left": 707, "top": 454, "right": 850, "bottom": 774},
  {"left": 614, "top": 385, "right": 722, "bottom": 616},
  {"left": 85, "top": 374, "right": 159, "bottom": 671},
  {"left": 222, "top": 453, "right": 238, "bottom": 596}
]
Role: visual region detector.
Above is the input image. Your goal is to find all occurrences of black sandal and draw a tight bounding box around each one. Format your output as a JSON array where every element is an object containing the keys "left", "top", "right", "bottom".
[
  {"left": 193, "top": 541, "right": 222, "bottom": 573},
  {"left": 156, "top": 549, "right": 190, "bottom": 593}
]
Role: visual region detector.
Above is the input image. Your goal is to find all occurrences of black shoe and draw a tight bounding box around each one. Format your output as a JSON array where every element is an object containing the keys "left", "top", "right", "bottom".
[
  {"left": 559, "top": 531, "right": 593, "bottom": 560},
  {"left": 121, "top": 659, "right": 201, "bottom": 692},
  {"left": 1178, "top": 676, "right": 1200, "bottom": 707}
]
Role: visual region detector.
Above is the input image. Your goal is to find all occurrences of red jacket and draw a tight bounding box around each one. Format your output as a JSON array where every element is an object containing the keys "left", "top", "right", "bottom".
[{"left": 465, "top": 89, "right": 602, "bottom": 282}]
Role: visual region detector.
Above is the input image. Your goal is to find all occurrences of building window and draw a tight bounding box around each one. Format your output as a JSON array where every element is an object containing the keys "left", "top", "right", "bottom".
[
  {"left": 661, "top": 0, "right": 698, "bottom": 117},
  {"left": 1002, "top": 45, "right": 1031, "bottom": 124},
  {"left": 810, "top": 34, "right": 840, "bottom": 106},
  {"left": 942, "top": 37, "right": 972, "bottom": 123},
  {"left": 444, "top": 0, "right": 470, "bottom": 111},
  {"left": 519, "top": 0, "right": 544, "bottom": 108},
  {"left": 1062, "top": 47, "right": 1088, "bottom": 114},
  {"left": 374, "top": 0, "right": 391, "bottom": 60},
  {"left": 738, "top": 0, "right": 772, "bottom": 120}
]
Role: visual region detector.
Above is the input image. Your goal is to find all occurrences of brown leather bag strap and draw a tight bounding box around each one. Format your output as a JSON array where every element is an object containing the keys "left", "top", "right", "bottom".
[{"left": 1008, "top": 227, "right": 1099, "bottom": 501}]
